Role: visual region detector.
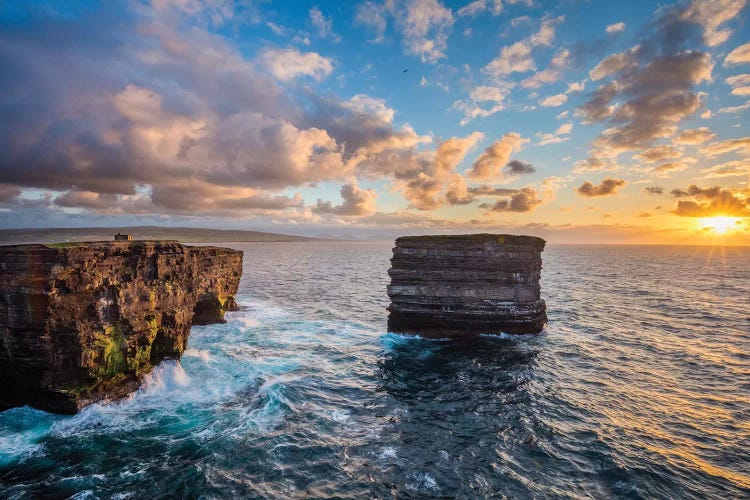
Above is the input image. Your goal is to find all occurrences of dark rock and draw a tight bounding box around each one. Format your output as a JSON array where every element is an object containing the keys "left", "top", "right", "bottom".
[
  {"left": 0, "top": 241, "right": 242, "bottom": 413},
  {"left": 387, "top": 234, "right": 546, "bottom": 337}
]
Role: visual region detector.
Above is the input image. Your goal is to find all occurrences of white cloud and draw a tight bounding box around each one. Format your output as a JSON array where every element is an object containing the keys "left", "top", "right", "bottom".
[
  {"left": 483, "top": 15, "right": 565, "bottom": 80},
  {"left": 606, "top": 22, "right": 625, "bottom": 34},
  {"left": 484, "top": 41, "right": 535, "bottom": 77},
  {"left": 259, "top": 48, "right": 333, "bottom": 81},
  {"left": 309, "top": 7, "right": 340, "bottom": 42},
  {"left": 453, "top": 84, "right": 513, "bottom": 125},
  {"left": 521, "top": 49, "right": 570, "bottom": 89},
  {"left": 537, "top": 122, "right": 573, "bottom": 145},
  {"left": 680, "top": 0, "right": 747, "bottom": 47},
  {"left": 566, "top": 80, "right": 585, "bottom": 93},
  {"left": 457, "top": 0, "right": 502, "bottom": 17},
  {"left": 539, "top": 93, "right": 568, "bottom": 107},
  {"left": 589, "top": 47, "right": 638, "bottom": 81},
  {"left": 354, "top": 1, "right": 387, "bottom": 43},
  {"left": 395, "top": 0, "right": 455, "bottom": 63},
  {"left": 725, "top": 42, "right": 750, "bottom": 66}
]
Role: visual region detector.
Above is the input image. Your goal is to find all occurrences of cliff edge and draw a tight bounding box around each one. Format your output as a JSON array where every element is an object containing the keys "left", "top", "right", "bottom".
[
  {"left": 0, "top": 241, "right": 242, "bottom": 413},
  {"left": 387, "top": 234, "right": 546, "bottom": 337}
]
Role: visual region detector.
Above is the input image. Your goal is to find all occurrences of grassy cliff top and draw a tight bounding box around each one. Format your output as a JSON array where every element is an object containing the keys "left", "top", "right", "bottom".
[{"left": 395, "top": 233, "right": 546, "bottom": 245}]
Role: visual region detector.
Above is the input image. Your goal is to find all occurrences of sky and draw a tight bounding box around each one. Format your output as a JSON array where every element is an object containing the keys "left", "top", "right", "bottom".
[{"left": 0, "top": 0, "right": 749, "bottom": 244}]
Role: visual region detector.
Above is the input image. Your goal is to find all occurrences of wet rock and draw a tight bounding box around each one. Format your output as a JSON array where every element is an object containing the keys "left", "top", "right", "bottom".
[
  {"left": 0, "top": 241, "right": 242, "bottom": 413},
  {"left": 387, "top": 234, "right": 546, "bottom": 337}
]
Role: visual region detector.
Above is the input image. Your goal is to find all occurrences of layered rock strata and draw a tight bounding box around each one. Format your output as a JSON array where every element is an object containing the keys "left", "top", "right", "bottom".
[
  {"left": 387, "top": 234, "right": 546, "bottom": 337},
  {"left": 0, "top": 241, "right": 242, "bottom": 413}
]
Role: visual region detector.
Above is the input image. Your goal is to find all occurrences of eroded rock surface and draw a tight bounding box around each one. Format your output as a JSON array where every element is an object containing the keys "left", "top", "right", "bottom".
[
  {"left": 387, "top": 234, "right": 546, "bottom": 337},
  {"left": 0, "top": 241, "right": 242, "bottom": 413}
]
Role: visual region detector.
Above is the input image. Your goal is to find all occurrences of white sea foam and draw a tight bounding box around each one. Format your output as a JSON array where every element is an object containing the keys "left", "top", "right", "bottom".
[
  {"left": 330, "top": 410, "right": 350, "bottom": 423},
  {"left": 183, "top": 348, "right": 212, "bottom": 362},
  {"left": 0, "top": 432, "right": 43, "bottom": 465},
  {"left": 405, "top": 472, "right": 439, "bottom": 491},
  {"left": 141, "top": 360, "right": 191, "bottom": 393},
  {"left": 377, "top": 446, "right": 397, "bottom": 460}
]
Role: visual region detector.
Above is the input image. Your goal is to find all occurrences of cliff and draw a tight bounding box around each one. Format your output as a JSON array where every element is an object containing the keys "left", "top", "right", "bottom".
[
  {"left": 0, "top": 241, "right": 242, "bottom": 414},
  {"left": 387, "top": 234, "right": 546, "bottom": 337}
]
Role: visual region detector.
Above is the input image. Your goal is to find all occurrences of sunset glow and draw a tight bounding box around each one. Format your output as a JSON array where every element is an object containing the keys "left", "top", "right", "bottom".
[
  {"left": 700, "top": 216, "right": 742, "bottom": 234},
  {"left": 0, "top": 1, "right": 748, "bottom": 244}
]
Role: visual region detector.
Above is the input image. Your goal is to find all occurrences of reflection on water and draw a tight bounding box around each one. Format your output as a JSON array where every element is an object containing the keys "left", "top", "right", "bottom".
[{"left": 0, "top": 242, "right": 748, "bottom": 498}]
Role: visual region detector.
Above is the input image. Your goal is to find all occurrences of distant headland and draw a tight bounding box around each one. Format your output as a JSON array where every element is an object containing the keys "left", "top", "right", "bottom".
[{"left": 0, "top": 226, "right": 328, "bottom": 245}]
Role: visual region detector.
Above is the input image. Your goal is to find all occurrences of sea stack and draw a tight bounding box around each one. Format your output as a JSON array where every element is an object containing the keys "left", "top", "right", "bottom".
[
  {"left": 0, "top": 241, "right": 242, "bottom": 414},
  {"left": 387, "top": 234, "right": 546, "bottom": 337}
]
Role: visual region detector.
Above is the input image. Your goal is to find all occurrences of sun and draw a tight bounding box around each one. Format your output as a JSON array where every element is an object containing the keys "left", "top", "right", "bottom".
[{"left": 699, "top": 216, "right": 741, "bottom": 234}]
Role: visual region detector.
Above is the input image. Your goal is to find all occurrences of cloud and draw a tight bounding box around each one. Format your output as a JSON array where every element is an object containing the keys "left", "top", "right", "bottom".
[
  {"left": 479, "top": 186, "right": 543, "bottom": 212},
  {"left": 484, "top": 41, "right": 536, "bottom": 76},
  {"left": 588, "top": 47, "right": 638, "bottom": 81},
  {"left": 313, "top": 183, "right": 377, "bottom": 216},
  {"left": 539, "top": 93, "right": 568, "bottom": 107},
  {"left": 718, "top": 101, "right": 750, "bottom": 113},
  {"left": 0, "top": 184, "right": 21, "bottom": 203},
  {"left": 536, "top": 122, "right": 573, "bottom": 145},
  {"left": 259, "top": 48, "right": 334, "bottom": 81},
  {"left": 468, "top": 185, "right": 518, "bottom": 196},
  {"left": 393, "top": 0, "right": 455, "bottom": 63},
  {"left": 466, "top": 133, "right": 528, "bottom": 179},
  {"left": 483, "top": 15, "right": 564, "bottom": 79},
  {"left": 633, "top": 145, "right": 682, "bottom": 163},
  {"left": 701, "top": 137, "right": 750, "bottom": 157},
  {"left": 725, "top": 42, "right": 750, "bottom": 66},
  {"left": 309, "top": 7, "right": 340, "bottom": 41},
  {"left": 457, "top": 0, "right": 503, "bottom": 17},
  {"left": 566, "top": 80, "right": 586, "bottom": 93},
  {"left": 529, "top": 15, "right": 565, "bottom": 47},
  {"left": 572, "top": 156, "right": 617, "bottom": 173},
  {"left": 726, "top": 73, "right": 750, "bottom": 95},
  {"left": 653, "top": 161, "right": 687, "bottom": 174},
  {"left": 578, "top": 1, "right": 727, "bottom": 157},
  {"left": 354, "top": 1, "right": 387, "bottom": 42},
  {"left": 54, "top": 190, "right": 119, "bottom": 209},
  {"left": 606, "top": 22, "right": 625, "bottom": 34},
  {"left": 673, "top": 127, "right": 716, "bottom": 144},
  {"left": 445, "top": 174, "right": 475, "bottom": 205},
  {"left": 670, "top": 184, "right": 749, "bottom": 217},
  {"left": 575, "top": 177, "right": 627, "bottom": 197},
  {"left": 453, "top": 84, "right": 512, "bottom": 125},
  {"left": 434, "top": 132, "right": 484, "bottom": 177},
  {"left": 582, "top": 51, "right": 713, "bottom": 153},
  {"left": 378, "top": 132, "right": 482, "bottom": 210},
  {"left": 701, "top": 160, "right": 750, "bottom": 178},
  {"left": 680, "top": 0, "right": 747, "bottom": 47},
  {"left": 505, "top": 159, "right": 535, "bottom": 174},
  {"left": 0, "top": 2, "right": 468, "bottom": 216},
  {"left": 644, "top": 186, "right": 664, "bottom": 195},
  {"left": 521, "top": 49, "right": 570, "bottom": 89},
  {"left": 403, "top": 172, "right": 443, "bottom": 210}
]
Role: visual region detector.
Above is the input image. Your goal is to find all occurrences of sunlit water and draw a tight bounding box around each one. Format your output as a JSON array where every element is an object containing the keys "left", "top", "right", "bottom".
[{"left": 1, "top": 242, "right": 749, "bottom": 498}]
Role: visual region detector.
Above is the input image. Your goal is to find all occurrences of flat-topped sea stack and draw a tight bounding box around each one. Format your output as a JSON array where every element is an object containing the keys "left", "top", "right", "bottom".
[
  {"left": 0, "top": 241, "right": 242, "bottom": 414},
  {"left": 387, "top": 234, "right": 546, "bottom": 337}
]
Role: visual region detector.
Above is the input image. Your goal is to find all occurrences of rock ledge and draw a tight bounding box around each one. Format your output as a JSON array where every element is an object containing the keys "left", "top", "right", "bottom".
[
  {"left": 387, "top": 234, "right": 546, "bottom": 337},
  {"left": 0, "top": 240, "right": 242, "bottom": 413}
]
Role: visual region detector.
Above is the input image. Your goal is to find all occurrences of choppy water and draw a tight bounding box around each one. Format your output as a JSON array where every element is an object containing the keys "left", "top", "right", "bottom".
[{"left": 1, "top": 242, "right": 749, "bottom": 499}]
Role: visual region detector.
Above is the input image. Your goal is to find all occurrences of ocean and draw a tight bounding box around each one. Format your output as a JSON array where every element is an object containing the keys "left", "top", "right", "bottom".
[{"left": 1, "top": 242, "right": 748, "bottom": 498}]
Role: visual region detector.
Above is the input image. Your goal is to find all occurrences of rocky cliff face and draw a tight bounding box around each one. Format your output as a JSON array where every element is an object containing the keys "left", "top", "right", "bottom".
[
  {"left": 0, "top": 241, "right": 242, "bottom": 413},
  {"left": 387, "top": 234, "right": 546, "bottom": 337}
]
